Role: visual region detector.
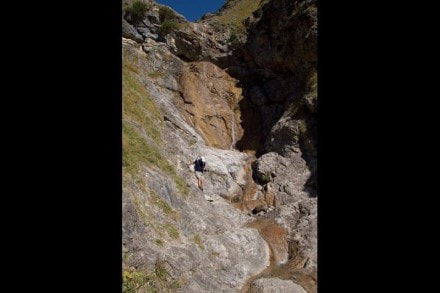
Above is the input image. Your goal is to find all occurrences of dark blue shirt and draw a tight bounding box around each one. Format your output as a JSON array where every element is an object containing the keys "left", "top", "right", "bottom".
[{"left": 194, "top": 159, "right": 205, "bottom": 172}]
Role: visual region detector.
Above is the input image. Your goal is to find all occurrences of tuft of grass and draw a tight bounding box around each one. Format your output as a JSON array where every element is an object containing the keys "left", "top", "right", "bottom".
[
  {"left": 155, "top": 261, "right": 168, "bottom": 281},
  {"left": 122, "top": 269, "right": 155, "bottom": 293},
  {"left": 158, "top": 6, "right": 181, "bottom": 34},
  {"left": 159, "top": 20, "right": 179, "bottom": 34},
  {"left": 155, "top": 238, "right": 164, "bottom": 246},
  {"left": 168, "top": 225, "right": 180, "bottom": 240},
  {"left": 151, "top": 191, "right": 180, "bottom": 220},
  {"left": 194, "top": 234, "right": 205, "bottom": 250},
  {"left": 152, "top": 192, "right": 173, "bottom": 214}
]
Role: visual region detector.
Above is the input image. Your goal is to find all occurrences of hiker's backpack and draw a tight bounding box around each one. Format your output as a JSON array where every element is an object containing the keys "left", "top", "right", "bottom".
[{"left": 197, "top": 157, "right": 206, "bottom": 169}]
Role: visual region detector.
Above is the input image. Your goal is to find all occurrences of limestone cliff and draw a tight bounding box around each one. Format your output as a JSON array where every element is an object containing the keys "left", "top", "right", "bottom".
[{"left": 122, "top": 0, "right": 317, "bottom": 292}]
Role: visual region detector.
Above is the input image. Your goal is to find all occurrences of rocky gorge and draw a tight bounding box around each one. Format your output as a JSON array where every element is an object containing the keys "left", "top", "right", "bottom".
[{"left": 122, "top": 0, "right": 317, "bottom": 292}]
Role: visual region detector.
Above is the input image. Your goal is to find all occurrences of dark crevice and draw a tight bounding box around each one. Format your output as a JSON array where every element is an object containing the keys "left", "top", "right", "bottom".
[{"left": 177, "top": 54, "right": 192, "bottom": 62}]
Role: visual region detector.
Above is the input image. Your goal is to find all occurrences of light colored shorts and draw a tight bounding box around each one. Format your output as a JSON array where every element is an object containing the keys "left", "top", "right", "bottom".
[{"left": 195, "top": 170, "right": 204, "bottom": 179}]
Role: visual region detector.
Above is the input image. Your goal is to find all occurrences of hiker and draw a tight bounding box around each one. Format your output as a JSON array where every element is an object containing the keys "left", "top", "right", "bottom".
[{"left": 188, "top": 156, "right": 206, "bottom": 190}]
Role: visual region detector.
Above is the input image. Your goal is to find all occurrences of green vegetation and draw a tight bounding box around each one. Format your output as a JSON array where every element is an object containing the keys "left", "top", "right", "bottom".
[
  {"left": 125, "top": 0, "right": 150, "bottom": 23},
  {"left": 122, "top": 123, "right": 159, "bottom": 175},
  {"left": 122, "top": 252, "right": 132, "bottom": 262},
  {"left": 159, "top": 20, "right": 179, "bottom": 34},
  {"left": 122, "top": 56, "right": 162, "bottom": 145},
  {"left": 158, "top": 6, "right": 176, "bottom": 22},
  {"left": 122, "top": 54, "right": 189, "bottom": 196},
  {"left": 194, "top": 234, "right": 205, "bottom": 250},
  {"left": 155, "top": 238, "right": 164, "bottom": 246},
  {"left": 123, "top": 262, "right": 184, "bottom": 292},
  {"left": 122, "top": 48, "right": 191, "bottom": 291},
  {"left": 122, "top": 269, "right": 154, "bottom": 293},
  {"left": 151, "top": 191, "right": 180, "bottom": 220},
  {"left": 158, "top": 6, "right": 179, "bottom": 34},
  {"left": 168, "top": 225, "right": 180, "bottom": 240},
  {"left": 211, "top": 0, "right": 270, "bottom": 45},
  {"left": 155, "top": 261, "right": 169, "bottom": 282},
  {"left": 152, "top": 192, "right": 173, "bottom": 214},
  {"left": 215, "top": 0, "right": 261, "bottom": 36}
]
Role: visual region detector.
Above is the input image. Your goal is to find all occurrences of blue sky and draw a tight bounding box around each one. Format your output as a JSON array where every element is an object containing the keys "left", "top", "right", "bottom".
[{"left": 155, "top": 0, "right": 227, "bottom": 22}]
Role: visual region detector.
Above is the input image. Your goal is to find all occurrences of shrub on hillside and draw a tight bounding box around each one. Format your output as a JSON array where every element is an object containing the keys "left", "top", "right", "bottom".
[
  {"left": 159, "top": 20, "right": 179, "bottom": 34},
  {"left": 159, "top": 6, "right": 176, "bottom": 22},
  {"left": 126, "top": 0, "right": 149, "bottom": 23}
]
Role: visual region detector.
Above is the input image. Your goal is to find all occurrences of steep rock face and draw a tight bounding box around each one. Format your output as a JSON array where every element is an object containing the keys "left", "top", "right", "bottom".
[
  {"left": 238, "top": 0, "right": 317, "bottom": 148},
  {"left": 178, "top": 61, "right": 243, "bottom": 150},
  {"left": 246, "top": 0, "right": 317, "bottom": 76},
  {"left": 232, "top": 0, "right": 318, "bottom": 197},
  {"left": 171, "top": 23, "right": 231, "bottom": 65},
  {"left": 123, "top": 39, "right": 271, "bottom": 292},
  {"left": 122, "top": 0, "right": 317, "bottom": 292}
]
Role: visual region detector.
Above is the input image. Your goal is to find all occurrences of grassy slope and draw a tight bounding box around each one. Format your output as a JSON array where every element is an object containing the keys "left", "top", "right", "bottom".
[
  {"left": 122, "top": 52, "right": 188, "bottom": 195},
  {"left": 213, "top": 0, "right": 267, "bottom": 33},
  {"left": 122, "top": 50, "right": 191, "bottom": 292}
]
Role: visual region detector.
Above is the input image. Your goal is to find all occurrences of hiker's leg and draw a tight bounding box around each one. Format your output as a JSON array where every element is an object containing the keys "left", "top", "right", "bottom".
[{"left": 196, "top": 171, "right": 201, "bottom": 188}]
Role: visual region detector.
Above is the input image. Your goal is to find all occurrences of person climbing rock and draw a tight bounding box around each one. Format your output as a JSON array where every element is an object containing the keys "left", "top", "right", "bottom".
[{"left": 188, "top": 156, "right": 206, "bottom": 190}]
